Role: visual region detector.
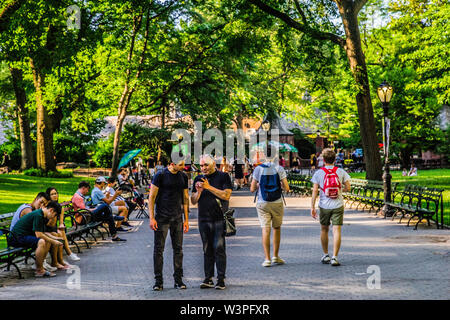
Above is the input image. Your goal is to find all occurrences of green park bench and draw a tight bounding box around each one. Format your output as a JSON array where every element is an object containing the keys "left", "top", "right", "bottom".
[
  {"left": 0, "top": 212, "right": 35, "bottom": 279},
  {"left": 386, "top": 184, "right": 445, "bottom": 230},
  {"left": 343, "top": 178, "right": 399, "bottom": 215},
  {"left": 62, "top": 202, "right": 110, "bottom": 253},
  {"left": 0, "top": 203, "right": 110, "bottom": 278},
  {"left": 286, "top": 173, "right": 312, "bottom": 197}
]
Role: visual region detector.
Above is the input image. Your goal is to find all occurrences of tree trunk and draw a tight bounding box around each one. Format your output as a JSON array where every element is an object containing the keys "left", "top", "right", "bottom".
[
  {"left": 247, "top": 0, "right": 382, "bottom": 180},
  {"left": 9, "top": 66, "right": 35, "bottom": 170},
  {"left": 156, "top": 99, "right": 167, "bottom": 162},
  {"left": 234, "top": 109, "right": 244, "bottom": 130},
  {"left": 111, "top": 85, "right": 131, "bottom": 177},
  {"left": 400, "top": 145, "right": 412, "bottom": 170},
  {"left": 30, "top": 58, "right": 56, "bottom": 172},
  {"left": 337, "top": 1, "right": 382, "bottom": 180}
]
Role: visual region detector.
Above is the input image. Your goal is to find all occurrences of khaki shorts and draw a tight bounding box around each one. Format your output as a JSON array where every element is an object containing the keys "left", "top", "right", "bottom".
[
  {"left": 256, "top": 202, "right": 284, "bottom": 228},
  {"left": 319, "top": 206, "right": 344, "bottom": 226}
]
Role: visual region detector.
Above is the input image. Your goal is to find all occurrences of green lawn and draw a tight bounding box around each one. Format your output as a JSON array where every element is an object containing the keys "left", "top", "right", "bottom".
[
  {"left": 349, "top": 169, "right": 450, "bottom": 226},
  {"left": 0, "top": 174, "right": 95, "bottom": 214},
  {"left": 0, "top": 174, "right": 95, "bottom": 249}
]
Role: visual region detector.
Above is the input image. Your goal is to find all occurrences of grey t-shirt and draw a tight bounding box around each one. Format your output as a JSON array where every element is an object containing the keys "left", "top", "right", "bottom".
[
  {"left": 252, "top": 162, "right": 287, "bottom": 204},
  {"left": 311, "top": 165, "right": 351, "bottom": 210}
]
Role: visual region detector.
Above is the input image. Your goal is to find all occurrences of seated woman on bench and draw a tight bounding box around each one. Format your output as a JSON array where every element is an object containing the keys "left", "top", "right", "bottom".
[{"left": 46, "top": 187, "right": 81, "bottom": 263}]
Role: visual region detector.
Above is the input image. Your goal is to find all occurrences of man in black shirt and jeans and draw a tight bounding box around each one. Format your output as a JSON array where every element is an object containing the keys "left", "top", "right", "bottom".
[
  {"left": 191, "top": 154, "right": 232, "bottom": 290},
  {"left": 149, "top": 160, "right": 189, "bottom": 291}
]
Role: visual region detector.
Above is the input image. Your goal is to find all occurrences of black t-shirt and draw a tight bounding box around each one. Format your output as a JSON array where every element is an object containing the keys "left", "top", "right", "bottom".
[
  {"left": 152, "top": 168, "right": 188, "bottom": 218},
  {"left": 234, "top": 159, "right": 243, "bottom": 175},
  {"left": 192, "top": 170, "right": 233, "bottom": 222}
]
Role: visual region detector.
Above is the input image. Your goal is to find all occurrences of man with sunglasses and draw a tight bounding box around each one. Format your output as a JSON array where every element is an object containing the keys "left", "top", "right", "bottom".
[{"left": 148, "top": 160, "right": 189, "bottom": 291}]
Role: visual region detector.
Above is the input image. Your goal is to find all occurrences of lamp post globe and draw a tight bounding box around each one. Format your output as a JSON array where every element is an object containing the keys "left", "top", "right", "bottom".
[
  {"left": 261, "top": 119, "right": 271, "bottom": 158},
  {"left": 377, "top": 80, "right": 393, "bottom": 217},
  {"left": 261, "top": 120, "right": 271, "bottom": 132}
]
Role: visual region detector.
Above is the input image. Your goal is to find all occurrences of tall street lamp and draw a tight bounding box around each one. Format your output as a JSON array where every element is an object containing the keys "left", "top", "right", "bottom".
[
  {"left": 377, "top": 80, "right": 394, "bottom": 216},
  {"left": 262, "top": 119, "right": 271, "bottom": 158}
]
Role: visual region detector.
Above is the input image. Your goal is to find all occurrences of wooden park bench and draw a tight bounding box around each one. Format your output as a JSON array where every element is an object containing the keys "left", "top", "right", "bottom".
[{"left": 386, "top": 184, "right": 445, "bottom": 230}]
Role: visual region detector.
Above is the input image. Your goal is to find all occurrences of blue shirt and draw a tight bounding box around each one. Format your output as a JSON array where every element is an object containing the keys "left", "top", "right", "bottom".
[{"left": 91, "top": 187, "right": 106, "bottom": 206}]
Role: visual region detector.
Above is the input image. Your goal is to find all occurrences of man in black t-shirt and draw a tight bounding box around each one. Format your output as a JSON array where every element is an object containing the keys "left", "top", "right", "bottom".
[
  {"left": 148, "top": 160, "right": 189, "bottom": 291},
  {"left": 191, "top": 154, "right": 232, "bottom": 290}
]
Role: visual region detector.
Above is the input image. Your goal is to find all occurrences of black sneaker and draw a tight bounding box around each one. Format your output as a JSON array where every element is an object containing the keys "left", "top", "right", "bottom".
[
  {"left": 153, "top": 282, "right": 163, "bottom": 291},
  {"left": 200, "top": 278, "right": 215, "bottom": 289},
  {"left": 116, "top": 226, "right": 130, "bottom": 232},
  {"left": 112, "top": 236, "right": 127, "bottom": 242},
  {"left": 174, "top": 280, "right": 187, "bottom": 289},
  {"left": 215, "top": 279, "right": 226, "bottom": 290},
  {"left": 122, "top": 221, "right": 132, "bottom": 227}
]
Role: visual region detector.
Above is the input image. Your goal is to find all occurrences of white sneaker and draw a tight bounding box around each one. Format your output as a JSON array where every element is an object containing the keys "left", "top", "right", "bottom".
[
  {"left": 271, "top": 256, "right": 285, "bottom": 265},
  {"left": 43, "top": 261, "right": 57, "bottom": 272},
  {"left": 68, "top": 253, "right": 80, "bottom": 261},
  {"left": 331, "top": 257, "right": 341, "bottom": 266},
  {"left": 321, "top": 254, "right": 331, "bottom": 264},
  {"left": 262, "top": 260, "right": 271, "bottom": 267}
]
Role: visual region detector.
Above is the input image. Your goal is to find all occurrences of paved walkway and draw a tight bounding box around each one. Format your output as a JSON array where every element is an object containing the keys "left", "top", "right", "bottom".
[{"left": 1, "top": 190, "right": 449, "bottom": 300}]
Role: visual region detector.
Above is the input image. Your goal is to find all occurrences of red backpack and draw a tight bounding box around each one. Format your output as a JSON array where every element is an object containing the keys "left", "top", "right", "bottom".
[{"left": 320, "top": 167, "right": 341, "bottom": 199}]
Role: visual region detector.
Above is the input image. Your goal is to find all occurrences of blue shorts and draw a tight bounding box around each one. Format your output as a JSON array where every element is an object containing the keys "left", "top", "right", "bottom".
[{"left": 8, "top": 235, "right": 40, "bottom": 249}]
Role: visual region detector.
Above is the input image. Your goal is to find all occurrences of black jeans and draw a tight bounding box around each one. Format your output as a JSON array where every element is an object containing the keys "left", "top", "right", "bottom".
[
  {"left": 198, "top": 220, "right": 226, "bottom": 281},
  {"left": 92, "top": 203, "right": 116, "bottom": 237},
  {"left": 153, "top": 215, "right": 184, "bottom": 283}
]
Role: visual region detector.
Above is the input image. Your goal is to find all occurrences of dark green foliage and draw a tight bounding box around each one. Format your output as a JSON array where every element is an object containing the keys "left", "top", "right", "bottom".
[{"left": 91, "top": 123, "right": 173, "bottom": 167}]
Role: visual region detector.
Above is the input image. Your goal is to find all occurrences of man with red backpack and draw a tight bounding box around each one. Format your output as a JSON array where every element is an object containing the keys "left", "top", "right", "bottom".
[{"left": 311, "top": 148, "right": 351, "bottom": 267}]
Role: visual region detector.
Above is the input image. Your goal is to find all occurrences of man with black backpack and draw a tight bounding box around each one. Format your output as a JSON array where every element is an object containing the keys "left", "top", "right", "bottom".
[
  {"left": 250, "top": 154, "right": 290, "bottom": 268},
  {"left": 311, "top": 148, "right": 351, "bottom": 267}
]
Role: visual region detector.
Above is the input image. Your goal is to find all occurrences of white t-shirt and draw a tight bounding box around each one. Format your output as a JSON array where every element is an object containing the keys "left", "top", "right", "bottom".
[
  {"left": 252, "top": 162, "right": 287, "bottom": 204},
  {"left": 311, "top": 165, "right": 351, "bottom": 209}
]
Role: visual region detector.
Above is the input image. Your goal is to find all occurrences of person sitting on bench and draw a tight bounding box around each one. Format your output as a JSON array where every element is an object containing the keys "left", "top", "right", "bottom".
[
  {"left": 71, "top": 180, "right": 126, "bottom": 242},
  {"left": 8, "top": 201, "right": 63, "bottom": 277},
  {"left": 10, "top": 192, "right": 50, "bottom": 231},
  {"left": 92, "top": 176, "right": 129, "bottom": 232}
]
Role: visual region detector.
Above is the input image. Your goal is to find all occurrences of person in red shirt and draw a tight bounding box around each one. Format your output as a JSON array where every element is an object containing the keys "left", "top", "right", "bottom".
[{"left": 71, "top": 181, "right": 126, "bottom": 242}]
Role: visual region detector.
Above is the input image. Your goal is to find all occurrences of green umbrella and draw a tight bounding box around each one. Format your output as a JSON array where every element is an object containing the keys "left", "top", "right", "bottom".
[
  {"left": 281, "top": 143, "right": 298, "bottom": 152},
  {"left": 118, "top": 149, "right": 142, "bottom": 169}
]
